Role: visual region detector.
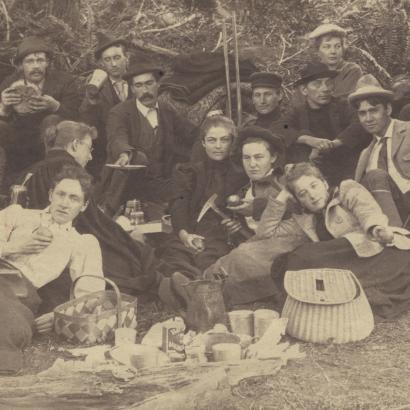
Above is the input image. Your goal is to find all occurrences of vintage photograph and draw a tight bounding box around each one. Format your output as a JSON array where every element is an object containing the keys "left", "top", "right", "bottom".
[{"left": 0, "top": 0, "right": 409, "bottom": 408}]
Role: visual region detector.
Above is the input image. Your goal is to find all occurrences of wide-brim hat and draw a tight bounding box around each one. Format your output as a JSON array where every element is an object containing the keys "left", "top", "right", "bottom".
[
  {"left": 123, "top": 63, "right": 165, "bottom": 81},
  {"left": 294, "top": 62, "right": 338, "bottom": 86},
  {"left": 233, "top": 126, "right": 285, "bottom": 168},
  {"left": 250, "top": 71, "right": 282, "bottom": 89},
  {"left": 348, "top": 74, "right": 394, "bottom": 104},
  {"left": 15, "top": 36, "right": 53, "bottom": 64},
  {"left": 94, "top": 32, "right": 128, "bottom": 60},
  {"left": 308, "top": 23, "right": 347, "bottom": 40}
]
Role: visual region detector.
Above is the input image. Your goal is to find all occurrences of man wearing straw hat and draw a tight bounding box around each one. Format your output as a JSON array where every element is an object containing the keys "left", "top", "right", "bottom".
[
  {"left": 0, "top": 36, "right": 80, "bottom": 190},
  {"left": 349, "top": 74, "right": 410, "bottom": 227},
  {"left": 80, "top": 32, "right": 130, "bottom": 177},
  {"left": 0, "top": 165, "right": 104, "bottom": 374}
]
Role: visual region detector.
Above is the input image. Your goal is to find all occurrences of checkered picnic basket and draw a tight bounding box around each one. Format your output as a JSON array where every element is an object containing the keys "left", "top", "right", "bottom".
[{"left": 54, "top": 275, "right": 137, "bottom": 345}]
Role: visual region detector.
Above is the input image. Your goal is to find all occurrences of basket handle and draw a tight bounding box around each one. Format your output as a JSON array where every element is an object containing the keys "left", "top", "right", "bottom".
[{"left": 70, "top": 275, "right": 123, "bottom": 329}]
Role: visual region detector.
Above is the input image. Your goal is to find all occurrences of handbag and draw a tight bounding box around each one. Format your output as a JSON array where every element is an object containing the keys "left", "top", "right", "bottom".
[
  {"left": 54, "top": 275, "right": 137, "bottom": 345},
  {"left": 281, "top": 269, "right": 374, "bottom": 344}
]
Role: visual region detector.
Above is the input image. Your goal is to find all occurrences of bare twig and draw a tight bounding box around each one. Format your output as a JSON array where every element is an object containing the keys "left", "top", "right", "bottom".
[
  {"left": 212, "top": 31, "right": 223, "bottom": 53},
  {"left": 280, "top": 48, "right": 305, "bottom": 64},
  {"left": 263, "top": 26, "right": 276, "bottom": 46},
  {"left": 135, "top": 0, "right": 145, "bottom": 24},
  {"left": 0, "top": 0, "right": 12, "bottom": 42},
  {"left": 131, "top": 39, "right": 179, "bottom": 57},
  {"left": 140, "top": 14, "right": 198, "bottom": 34},
  {"left": 278, "top": 34, "right": 287, "bottom": 65},
  {"left": 222, "top": 18, "right": 232, "bottom": 120},
  {"left": 232, "top": 11, "right": 242, "bottom": 126}
]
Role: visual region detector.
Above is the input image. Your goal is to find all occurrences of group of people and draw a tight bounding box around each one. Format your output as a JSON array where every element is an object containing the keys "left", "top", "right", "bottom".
[{"left": 0, "top": 22, "right": 410, "bottom": 374}]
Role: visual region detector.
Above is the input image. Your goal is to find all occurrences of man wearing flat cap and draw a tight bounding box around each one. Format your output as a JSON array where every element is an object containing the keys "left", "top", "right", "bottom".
[
  {"left": 244, "top": 71, "right": 297, "bottom": 147},
  {"left": 285, "top": 61, "right": 370, "bottom": 185},
  {"left": 98, "top": 62, "right": 197, "bottom": 216},
  {"left": 0, "top": 36, "right": 80, "bottom": 190},
  {"left": 80, "top": 33, "right": 130, "bottom": 178},
  {"left": 349, "top": 74, "right": 410, "bottom": 227}
]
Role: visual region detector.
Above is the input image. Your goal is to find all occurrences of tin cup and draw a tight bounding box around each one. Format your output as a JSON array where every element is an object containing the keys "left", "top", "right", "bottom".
[
  {"left": 129, "top": 345, "right": 159, "bottom": 369},
  {"left": 9, "top": 184, "right": 28, "bottom": 207},
  {"left": 253, "top": 309, "right": 280, "bottom": 339},
  {"left": 228, "top": 310, "right": 254, "bottom": 337},
  {"left": 86, "top": 69, "right": 108, "bottom": 98},
  {"left": 212, "top": 343, "right": 241, "bottom": 362},
  {"left": 115, "top": 327, "right": 137, "bottom": 346}
]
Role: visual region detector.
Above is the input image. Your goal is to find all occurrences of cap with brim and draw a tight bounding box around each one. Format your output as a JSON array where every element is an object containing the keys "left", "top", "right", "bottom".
[
  {"left": 308, "top": 23, "right": 346, "bottom": 40},
  {"left": 348, "top": 74, "right": 394, "bottom": 104},
  {"left": 233, "top": 126, "right": 285, "bottom": 168},
  {"left": 15, "top": 36, "right": 53, "bottom": 64},
  {"left": 294, "top": 62, "right": 338, "bottom": 86},
  {"left": 94, "top": 32, "right": 128, "bottom": 60},
  {"left": 123, "top": 63, "right": 165, "bottom": 81},
  {"left": 250, "top": 72, "right": 282, "bottom": 89}
]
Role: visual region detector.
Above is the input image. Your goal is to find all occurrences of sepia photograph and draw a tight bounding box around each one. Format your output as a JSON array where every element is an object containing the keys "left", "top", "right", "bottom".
[{"left": 0, "top": 0, "right": 409, "bottom": 408}]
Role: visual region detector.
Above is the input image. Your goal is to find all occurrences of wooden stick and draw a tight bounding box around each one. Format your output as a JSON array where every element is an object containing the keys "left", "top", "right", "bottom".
[
  {"left": 222, "top": 19, "right": 232, "bottom": 119},
  {"left": 141, "top": 14, "right": 198, "bottom": 34},
  {"left": 232, "top": 11, "right": 242, "bottom": 126},
  {"left": 0, "top": 0, "right": 11, "bottom": 42},
  {"left": 131, "top": 39, "right": 179, "bottom": 57}
]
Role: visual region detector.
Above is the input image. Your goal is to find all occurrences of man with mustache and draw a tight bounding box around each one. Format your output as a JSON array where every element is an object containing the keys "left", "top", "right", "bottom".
[
  {"left": 99, "top": 63, "right": 197, "bottom": 216},
  {"left": 80, "top": 33, "right": 130, "bottom": 178},
  {"left": 0, "top": 36, "right": 80, "bottom": 191},
  {"left": 349, "top": 74, "right": 410, "bottom": 228},
  {"left": 285, "top": 62, "right": 370, "bottom": 185}
]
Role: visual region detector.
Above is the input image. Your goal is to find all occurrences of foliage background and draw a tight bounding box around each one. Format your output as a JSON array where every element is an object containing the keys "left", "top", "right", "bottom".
[{"left": 0, "top": 0, "right": 409, "bottom": 92}]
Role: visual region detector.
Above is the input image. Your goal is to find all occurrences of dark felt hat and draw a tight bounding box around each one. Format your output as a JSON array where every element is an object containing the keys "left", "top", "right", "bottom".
[
  {"left": 15, "top": 36, "right": 53, "bottom": 64},
  {"left": 233, "top": 126, "right": 285, "bottom": 167},
  {"left": 123, "top": 62, "right": 165, "bottom": 81},
  {"left": 250, "top": 72, "right": 282, "bottom": 89},
  {"left": 94, "top": 32, "right": 128, "bottom": 60},
  {"left": 294, "top": 62, "right": 338, "bottom": 86}
]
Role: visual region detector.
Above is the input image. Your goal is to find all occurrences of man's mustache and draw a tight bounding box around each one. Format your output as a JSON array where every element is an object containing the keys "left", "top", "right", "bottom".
[
  {"left": 29, "top": 69, "right": 44, "bottom": 75},
  {"left": 141, "top": 93, "right": 154, "bottom": 100}
]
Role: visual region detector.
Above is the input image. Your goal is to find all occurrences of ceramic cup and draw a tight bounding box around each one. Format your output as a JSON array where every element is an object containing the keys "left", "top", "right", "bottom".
[
  {"left": 212, "top": 343, "right": 241, "bottom": 362},
  {"left": 86, "top": 69, "right": 108, "bottom": 97},
  {"left": 253, "top": 309, "right": 280, "bottom": 339}
]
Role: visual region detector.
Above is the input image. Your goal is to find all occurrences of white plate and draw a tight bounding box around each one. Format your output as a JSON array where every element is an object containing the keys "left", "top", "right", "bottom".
[{"left": 105, "top": 164, "right": 147, "bottom": 170}]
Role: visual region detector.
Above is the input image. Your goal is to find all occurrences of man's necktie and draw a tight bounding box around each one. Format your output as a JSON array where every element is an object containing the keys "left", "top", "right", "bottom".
[
  {"left": 377, "top": 137, "right": 388, "bottom": 172},
  {"left": 114, "top": 81, "right": 126, "bottom": 102}
]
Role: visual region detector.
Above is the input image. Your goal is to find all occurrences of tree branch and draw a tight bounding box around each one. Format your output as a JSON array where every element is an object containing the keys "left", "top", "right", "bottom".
[{"left": 140, "top": 14, "right": 198, "bottom": 34}]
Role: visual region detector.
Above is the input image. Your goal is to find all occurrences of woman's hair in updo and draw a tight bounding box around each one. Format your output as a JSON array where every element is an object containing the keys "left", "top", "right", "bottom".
[
  {"left": 284, "top": 162, "right": 327, "bottom": 195},
  {"left": 44, "top": 121, "right": 97, "bottom": 151},
  {"left": 200, "top": 115, "right": 236, "bottom": 141}
]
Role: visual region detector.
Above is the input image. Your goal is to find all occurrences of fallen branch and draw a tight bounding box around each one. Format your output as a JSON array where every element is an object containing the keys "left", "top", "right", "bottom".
[
  {"left": 280, "top": 48, "right": 305, "bottom": 64},
  {"left": 140, "top": 14, "right": 198, "bottom": 34},
  {"left": 135, "top": 0, "right": 145, "bottom": 24},
  {"left": 278, "top": 34, "right": 287, "bottom": 65},
  {"left": 212, "top": 31, "right": 223, "bottom": 53},
  {"left": 131, "top": 39, "right": 179, "bottom": 57}
]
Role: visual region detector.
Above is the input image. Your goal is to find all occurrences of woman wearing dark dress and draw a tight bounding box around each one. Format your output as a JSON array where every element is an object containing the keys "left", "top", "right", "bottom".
[{"left": 261, "top": 162, "right": 410, "bottom": 318}]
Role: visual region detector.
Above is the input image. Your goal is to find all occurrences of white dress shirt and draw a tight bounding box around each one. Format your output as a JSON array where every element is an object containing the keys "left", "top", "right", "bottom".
[
  {"left": 0, "top": 205, "right": 104, "bottom": 297},
  {"left": 366, "top": 119, "right": 410, "bottom": 193},
  {"left": 111, "top": 78, "right": 128, "bottom": 102},
  {"left": 136, "top": 99, "right": 159, "bottom": 129}
]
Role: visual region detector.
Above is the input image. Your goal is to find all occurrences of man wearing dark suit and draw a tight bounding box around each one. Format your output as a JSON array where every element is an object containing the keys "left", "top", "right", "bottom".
[
  {"left": 99, "top": 63, "right": 197, "bottom": 216},
  {"left": 349, "top": 75, "right": 410, "bottom": 227},
  {"left": 0, "top": 36, "right": 80, "bottom": 189},
  {"left": 79, "top": 33, "right": 130, "bottom": 178}
]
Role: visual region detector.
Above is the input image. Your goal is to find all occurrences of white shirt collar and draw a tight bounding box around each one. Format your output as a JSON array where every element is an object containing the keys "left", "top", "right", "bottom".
[
  {"left": 41, "top": 207, "right": 73, "bottom": 231},
  {"left": 136, "top": 99, "right": 159, "bottom": 117}
]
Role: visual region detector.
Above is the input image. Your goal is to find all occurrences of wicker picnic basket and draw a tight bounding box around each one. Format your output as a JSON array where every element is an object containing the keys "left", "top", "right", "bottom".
[
  {"left": 54, "top": 275, "right": 137, "bottom": 345},
  {"left": 281, "top": 269, "right": 374, "bottom": 344}
]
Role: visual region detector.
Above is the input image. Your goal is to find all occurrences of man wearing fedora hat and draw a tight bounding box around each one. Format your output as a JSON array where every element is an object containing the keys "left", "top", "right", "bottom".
[
  {"left": 349, "top": 74, "right": 410, "bottom": 227},
  {"left": 0, "top": 36, "right": 80, "bottom": 190},
  {"left": 285, "top": 61, "right": 370, "bottom": 184},
  {"left": 98, "top": 62, "right": 197, "bottom": 216},
  {"left": 80, "top": 33, "right": 130, "bottom": 178}
]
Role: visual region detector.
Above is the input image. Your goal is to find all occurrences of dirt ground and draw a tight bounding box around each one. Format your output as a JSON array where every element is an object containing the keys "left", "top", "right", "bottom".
[{"left": 1, "top": 301, "right": 410, "bottom": 410}]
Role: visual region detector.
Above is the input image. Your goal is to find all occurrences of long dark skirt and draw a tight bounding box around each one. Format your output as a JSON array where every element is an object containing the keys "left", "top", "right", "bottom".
[{"left": 276, "top": 238, "right": 410, "bottom": 318}]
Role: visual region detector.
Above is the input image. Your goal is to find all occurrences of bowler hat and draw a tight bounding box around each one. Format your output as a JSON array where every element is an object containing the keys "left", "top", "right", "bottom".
[
  {"left": 15, "top": 36, "right": 53, "bottom": 64},
  {"left": 233, "top": 126, "right": 285, "bottom": 167},
  {"left": 94, "top": 32, "right": 128, "bottom": 60},
  {"left": 250, "top": 72, "right": 282, "bottom": 89},
  {"left": 123, "top": 62, "right": 165, "bottom": 81},
  {"left": 348, "top": 74, "right": 394, "bottom": 104},
  {"left": 308, "top": 23, "right": 346, "bottom": 40},
  {"left": 294, "top": 62, "right": 337, "bottom": 86}
]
